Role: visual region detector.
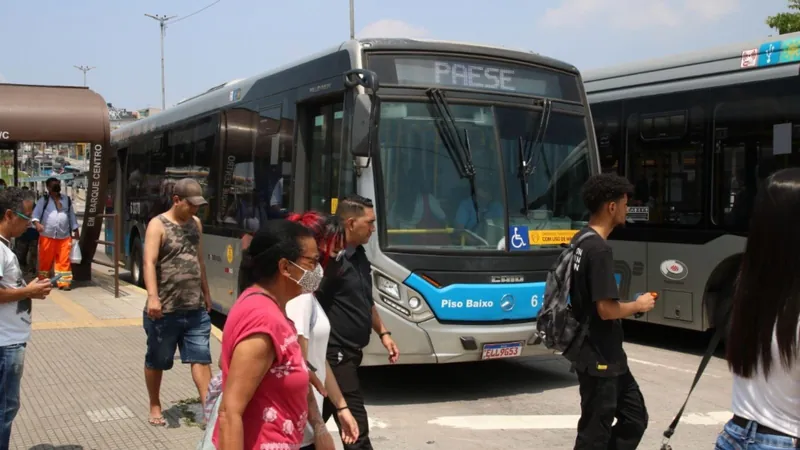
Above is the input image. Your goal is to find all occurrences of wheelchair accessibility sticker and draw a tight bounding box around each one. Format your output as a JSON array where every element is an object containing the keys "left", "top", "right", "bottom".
[{"left": 508, "top": 226, "right": 530, "bottom": 251}]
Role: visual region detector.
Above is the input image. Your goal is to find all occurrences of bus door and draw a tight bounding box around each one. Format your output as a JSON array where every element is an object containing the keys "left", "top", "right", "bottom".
[{"left": 299, "top": 101, "right": 344, "bottom": 214}]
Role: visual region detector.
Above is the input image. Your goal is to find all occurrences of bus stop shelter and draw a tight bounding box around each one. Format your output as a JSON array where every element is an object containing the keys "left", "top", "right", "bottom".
[{"left": 0, "top": 83, "right": 112, "bottom": 281}]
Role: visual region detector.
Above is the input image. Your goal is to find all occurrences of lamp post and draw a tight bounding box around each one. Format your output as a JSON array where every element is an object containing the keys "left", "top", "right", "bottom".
[
  {"left": 144, "top": 14, "right": 177, "bottom": 110},
  {"left": 73, "top": 65, "right": 95, "bottom": 87},
  {"left": 350, "top": 0, "right": 355, "bottom": 39}
]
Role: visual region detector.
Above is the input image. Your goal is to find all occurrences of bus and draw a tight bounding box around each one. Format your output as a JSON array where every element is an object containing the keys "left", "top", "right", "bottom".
[
  {"left": 583, "top": 31, "right": 800, "bottom": 334},
  {"left": 111, "top": 38, "right": 600, "bottom": 366}
]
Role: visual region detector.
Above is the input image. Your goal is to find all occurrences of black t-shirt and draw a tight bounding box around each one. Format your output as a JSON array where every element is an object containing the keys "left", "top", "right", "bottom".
[
  {"left": 316, "top": 245, "right": 375, "bottom": 351},
  {"left": 569, "top": 227, "right": 628, "bottom": 376}
]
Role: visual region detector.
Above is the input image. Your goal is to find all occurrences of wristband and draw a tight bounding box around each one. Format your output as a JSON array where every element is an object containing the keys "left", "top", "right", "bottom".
[
  {"left": 379, "top": 331, "right": 391, "bottom": 338},
  {"left": 336, "top": 405, "right": 349, "bottom": 412}
]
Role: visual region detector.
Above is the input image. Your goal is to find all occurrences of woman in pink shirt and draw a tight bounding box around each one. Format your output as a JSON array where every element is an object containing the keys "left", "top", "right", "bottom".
[{"left": 215, "top": 219, "right": 334, "bottom": 450}]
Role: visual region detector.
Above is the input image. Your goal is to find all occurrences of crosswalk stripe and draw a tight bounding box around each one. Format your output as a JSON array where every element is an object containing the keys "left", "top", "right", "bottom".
[{"left": 427, "top": 412, "right": 733, "bottom": 430}]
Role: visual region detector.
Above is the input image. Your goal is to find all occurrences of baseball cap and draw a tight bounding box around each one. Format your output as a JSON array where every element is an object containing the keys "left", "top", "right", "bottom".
[{"left": 173, "top": 178, "right": 208, "bottom": 206}]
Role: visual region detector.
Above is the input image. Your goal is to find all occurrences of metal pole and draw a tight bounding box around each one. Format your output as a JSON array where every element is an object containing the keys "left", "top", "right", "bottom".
[
  {"left": 349, "top": 0, "right": 355, "bottom": 39},
  {"left": 114, "top": 213, "right": 120, "bottom": 298},
  {"left": 73, "top": 65, "right": 95, "bottom": 87},
  {"left": 160, "top": 22, "right": 166, "bottom": 110}
]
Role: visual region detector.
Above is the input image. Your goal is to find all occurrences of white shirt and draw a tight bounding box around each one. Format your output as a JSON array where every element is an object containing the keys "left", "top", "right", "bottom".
[
  {"left": 0, "top": 238, "right": 31, "bottom": 346},
  {"left": 731, "top": 320, "right": 800, "bottom": 438},
  {"left": 285, "top": 292, "right": 331, "bottom": 446}
]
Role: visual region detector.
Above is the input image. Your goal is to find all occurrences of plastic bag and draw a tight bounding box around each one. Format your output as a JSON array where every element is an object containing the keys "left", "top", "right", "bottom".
[
  {"left": 70, "top": 240, "right": 82, "bottom": 264},
  {"left": 196, "top": 392, "right": 222, "bottom": 450}
]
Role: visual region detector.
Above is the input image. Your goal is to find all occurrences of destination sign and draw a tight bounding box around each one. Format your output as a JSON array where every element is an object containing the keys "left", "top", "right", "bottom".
[{"left": 367, "top": 54, "right": 580, "bottom": 101}]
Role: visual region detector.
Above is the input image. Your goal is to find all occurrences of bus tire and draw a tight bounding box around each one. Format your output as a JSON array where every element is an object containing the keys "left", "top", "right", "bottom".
[{"left": 130, "top": 236, "right": 145, "bottom": 288}]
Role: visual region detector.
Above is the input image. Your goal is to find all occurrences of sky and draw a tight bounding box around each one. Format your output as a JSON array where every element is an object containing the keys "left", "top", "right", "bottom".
[{"left": 0, "top": 0, "right": 790, "bottom": 110}]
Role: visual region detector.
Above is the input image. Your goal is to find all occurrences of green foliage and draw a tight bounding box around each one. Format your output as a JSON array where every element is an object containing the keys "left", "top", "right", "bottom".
[{"left": 767, "top": 0, "right": 800, "bottom": 34}]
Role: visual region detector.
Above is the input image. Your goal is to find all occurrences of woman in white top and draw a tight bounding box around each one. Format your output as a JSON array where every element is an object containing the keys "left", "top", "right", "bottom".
[
  {"left": 716, "top": 168, "right": 800, "bottom": 449},
  {"left": 286, "top": 211, "right": 359, "bottom": 449}
]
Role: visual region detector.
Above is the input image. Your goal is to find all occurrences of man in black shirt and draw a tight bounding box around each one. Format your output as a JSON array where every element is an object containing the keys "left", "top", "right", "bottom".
[
  {"left": 317, "top": 194, "right": 399, "bottom": 450},
  {"left": 570, "top": 174, "right": 656, "bottom": 450}
]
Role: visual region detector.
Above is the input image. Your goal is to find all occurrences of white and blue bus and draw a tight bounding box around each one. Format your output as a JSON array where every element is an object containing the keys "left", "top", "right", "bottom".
[{"left": 110, "top": 38, "right": 600, "bottom": 366}]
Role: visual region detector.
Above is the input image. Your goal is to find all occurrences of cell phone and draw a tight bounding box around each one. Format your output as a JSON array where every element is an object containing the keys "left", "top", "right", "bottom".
[{"left": 48, "top": 274, "right": 63, "bottom": 286}]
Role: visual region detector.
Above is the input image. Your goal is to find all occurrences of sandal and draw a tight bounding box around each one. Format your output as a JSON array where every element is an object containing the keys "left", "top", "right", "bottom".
[{"left": 148, "top": 415, "right": 166, "bottom": 426}]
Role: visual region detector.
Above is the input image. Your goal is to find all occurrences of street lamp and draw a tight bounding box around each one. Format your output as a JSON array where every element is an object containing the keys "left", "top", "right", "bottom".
[
  {"left": 144, "top": 13, "right": 177, "bottom": 110},
  {"left": 73, "top": 65, "right": 95, "bottom": 87},
  {"left": 350, "top": 0, "right": 355, "bottom": 39}
]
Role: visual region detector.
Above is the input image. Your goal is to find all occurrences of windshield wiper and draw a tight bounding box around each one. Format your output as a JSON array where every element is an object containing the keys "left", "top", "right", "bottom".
[
  {"left": 425, "top": 88, "right": 480, "bottom": 222},
  {"left": 519, "top": 99, "right": 553, "bottom": 215}
]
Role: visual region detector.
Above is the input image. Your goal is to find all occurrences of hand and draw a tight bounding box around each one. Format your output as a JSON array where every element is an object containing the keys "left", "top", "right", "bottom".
[
  {"left": 309, "top": 372, "right": 327, "bottom": 398},
  {"left": 35, "top": 223, "right": 44, "bottom": 233},
  {"left": 204, "top": 293, "right": 212, "bottom": 313},
  {"left": 28, "top": 278, "right": 52, "bottom": 299},
  {"left": 336, "top": 407, "right": 360, "bottom": 444},
  {"left": 73, "top": 231, "right": 80, "bottom": 239},
  {"left": 635, "top": 292, "right": 656, "bottom": 314},
  {"left": 146, "top": 294, "right": 163, "bottom": 319},
  {"left": 313, "top": 425, "right": 335, "bottom": 450},
  {"left": 381, "top": 334, "right": 399, "bottom": 364}
]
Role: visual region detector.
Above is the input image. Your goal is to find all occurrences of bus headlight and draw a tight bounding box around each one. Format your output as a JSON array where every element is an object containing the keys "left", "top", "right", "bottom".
[
  {"left": 408, "top": 296, "right": 421, "bottom": 309},
  {"left": 376, "top": 275, "right": 400, "bottom": 299}
]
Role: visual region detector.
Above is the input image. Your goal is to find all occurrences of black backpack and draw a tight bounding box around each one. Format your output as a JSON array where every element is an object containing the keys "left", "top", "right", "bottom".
[{"left": 536, "top": 231, "right": 596, "bottom": 358}]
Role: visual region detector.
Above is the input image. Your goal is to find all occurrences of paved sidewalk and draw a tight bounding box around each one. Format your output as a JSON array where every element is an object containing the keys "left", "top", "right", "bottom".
[{"left": 9, "top": 268, "right": 221, "bottom": 450}]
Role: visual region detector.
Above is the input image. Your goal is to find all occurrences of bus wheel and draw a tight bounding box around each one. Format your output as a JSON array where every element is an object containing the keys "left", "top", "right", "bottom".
[{"left": 130, "top": 237, "right": 145, "bottom": 288}]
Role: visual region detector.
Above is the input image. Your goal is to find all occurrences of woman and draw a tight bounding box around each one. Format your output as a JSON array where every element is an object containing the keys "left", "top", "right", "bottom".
[
  {"left": 715, "top": 167, "right": 800, "bottom": 449},
  {"left": 286, "top": 211, "right": 359, "bottom": 449},
  {"left": 214, "top": 219, "right": 335, "bottom": 450}
]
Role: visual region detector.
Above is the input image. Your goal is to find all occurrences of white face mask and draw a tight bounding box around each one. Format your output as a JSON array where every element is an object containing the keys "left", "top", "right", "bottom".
[{"left": 289, "top": 261, "right": 324, "bottom": 293}]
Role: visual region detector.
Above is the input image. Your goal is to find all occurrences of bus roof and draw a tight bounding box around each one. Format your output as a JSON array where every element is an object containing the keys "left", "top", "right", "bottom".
[
  {"left": 584, "top": 31, "right": 800, "bottom": 102},
  {"left": 112, "top": 38, "right": 580, "bottom": 145}
]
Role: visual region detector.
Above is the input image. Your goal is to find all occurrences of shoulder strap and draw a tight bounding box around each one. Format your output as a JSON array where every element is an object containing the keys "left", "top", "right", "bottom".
[
  {"left": 39, "top": 196, "right": 50, "bottom": 222},
  {"left": 660, "top": 325, "right": 726, "bottom": 449}
]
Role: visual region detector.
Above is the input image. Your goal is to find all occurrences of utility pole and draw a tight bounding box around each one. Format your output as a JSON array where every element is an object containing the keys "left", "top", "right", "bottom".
[
  {"left": 349, "top": 0, "right": 355, "bottom": 39},
  {"left": 145, "top": 13, "right": 177, "bottom": 110},
  {"left": 73, "top": 65, "right": 95, "bottom": 87}
]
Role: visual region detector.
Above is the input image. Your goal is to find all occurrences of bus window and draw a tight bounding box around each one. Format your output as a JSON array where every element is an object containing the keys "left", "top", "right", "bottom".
[
  {"left": 590, "top": 103, "right": 624, "bottom": 175},
  {"left": 625, "top": 103, "right": 706, "bottom": 226},
  {"left": 307, "top": 103, "right": 343, "bottom": 214},
  {"left": 253, "top": 105, "right": 286, "bottom": 220}
]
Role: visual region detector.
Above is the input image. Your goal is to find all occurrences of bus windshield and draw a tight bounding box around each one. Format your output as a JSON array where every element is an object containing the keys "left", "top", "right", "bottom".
[{"left": 378, "top": 101, "right": 591, "bottom": 251}]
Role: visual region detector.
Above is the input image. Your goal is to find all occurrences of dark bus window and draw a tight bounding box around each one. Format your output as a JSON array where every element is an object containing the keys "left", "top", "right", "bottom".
[
  {"left": 307, "top": 103, "right": 343, "bottom": 214},
  {"left": 625, "top": 97, "right": 706, "bottom": 226},
  {"left": 219, "top": 107, "right": 258, "bottom": 232},
  {"left": 712, "top": 78, "right": 800, "bottom": 229},
  {"left": 252, "top": 105, "right": 286, "bottom": 221},
  {"left": 591, "top": 102, "right": 624, "bottom": 174}
]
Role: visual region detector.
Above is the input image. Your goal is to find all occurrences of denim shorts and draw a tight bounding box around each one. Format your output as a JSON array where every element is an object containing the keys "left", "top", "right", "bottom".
[
  {"left": 143, "top": 309, "right": 212, "bottom": 370},
  {"left": 716, "top": 418, "right": 799, "bottom": 449}
]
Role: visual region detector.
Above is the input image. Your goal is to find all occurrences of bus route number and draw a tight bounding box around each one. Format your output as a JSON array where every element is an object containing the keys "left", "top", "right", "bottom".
[{"left": 531, "top": 294, "right": 539, "bottom": 308}]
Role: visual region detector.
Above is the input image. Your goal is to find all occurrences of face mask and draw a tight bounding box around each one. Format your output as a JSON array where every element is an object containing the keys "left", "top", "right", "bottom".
[
  {"left": 51, "top": 185, "right": 61, "bottom": 193},
  {"left": 289, "top": 261, "right": 324, "bottom": 293}
]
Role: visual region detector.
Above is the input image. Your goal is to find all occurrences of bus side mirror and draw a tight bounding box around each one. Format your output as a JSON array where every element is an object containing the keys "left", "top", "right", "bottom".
[
  {"left": 350, "top": 93, "right": 380, "bottom": 158},
  {"left": 344, "top": 69, "right": 380, "bottom": 158}
]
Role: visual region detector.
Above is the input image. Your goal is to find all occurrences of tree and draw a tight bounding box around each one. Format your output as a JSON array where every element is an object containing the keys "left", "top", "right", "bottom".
[{"left": 766, "top": 0, "right": 800, "bottom": 34}]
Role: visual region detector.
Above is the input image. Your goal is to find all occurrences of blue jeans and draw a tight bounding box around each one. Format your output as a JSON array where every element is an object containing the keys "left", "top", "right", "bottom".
[
  {"left": 143, "top": 309, "right": 212, "bottom": 371},
  {"left": 0, "top": 344, "right": 25, "bottom": 450},
  {"left": 716, "top": 419, "right": 799, "bottom": 449}
]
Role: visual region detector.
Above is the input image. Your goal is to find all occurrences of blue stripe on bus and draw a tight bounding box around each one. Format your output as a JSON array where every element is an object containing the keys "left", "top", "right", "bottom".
[{"left": 404, "top": 273, "right": 544, "bottom": 321}]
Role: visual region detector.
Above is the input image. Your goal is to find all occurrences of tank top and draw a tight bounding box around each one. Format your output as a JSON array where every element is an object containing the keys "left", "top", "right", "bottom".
[{"left": 154, "top": 214, "right": 203, "bottom": 314}]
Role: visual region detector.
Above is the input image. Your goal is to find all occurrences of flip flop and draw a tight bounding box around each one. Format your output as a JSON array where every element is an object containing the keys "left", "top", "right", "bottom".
[{"left": 148, "top": 416, "right": 166, "bottom": 426}]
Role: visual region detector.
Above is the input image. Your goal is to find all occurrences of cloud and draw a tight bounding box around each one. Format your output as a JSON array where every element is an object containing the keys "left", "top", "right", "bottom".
[
  {"left": 540, "top": 0, "right": 738, "bottom": 30},
  {"left": 358, "top": 19, "right": 430, "bottom": 39}
]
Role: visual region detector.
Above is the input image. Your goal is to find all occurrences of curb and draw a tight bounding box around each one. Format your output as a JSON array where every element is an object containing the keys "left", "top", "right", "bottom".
[{"left": 89, "top": 265, "right": 225, "bottom": 343}]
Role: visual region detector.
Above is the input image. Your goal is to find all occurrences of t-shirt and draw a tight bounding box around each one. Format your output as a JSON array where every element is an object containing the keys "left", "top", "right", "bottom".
[
  {"left": 316, "top": 245, "right": 375, "bottom": 350},
  {"left": 285, "top": 293, "right": 331, "bottom": 447},
  {"left": 0, "top": 237, "right": 31, "bottom": 347},
  {"left": 569, "top": 227, "right": 627, "bottom": 377},
  {"left": 213, "top": 287, "right": 310, "bottom": 450},
  {"left": 731, "top": 320, "right": 799, "bottom": 438}
]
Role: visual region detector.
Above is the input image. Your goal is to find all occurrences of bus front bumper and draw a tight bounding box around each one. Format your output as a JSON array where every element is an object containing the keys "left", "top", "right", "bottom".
[{"left": 360, "top": 314, "right": 553, "bottom": 366}]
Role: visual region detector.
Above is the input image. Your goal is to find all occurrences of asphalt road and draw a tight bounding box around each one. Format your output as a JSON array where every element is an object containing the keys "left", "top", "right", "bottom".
[{"left": 210, "top": 311, "right": 730, "bottom": 450}]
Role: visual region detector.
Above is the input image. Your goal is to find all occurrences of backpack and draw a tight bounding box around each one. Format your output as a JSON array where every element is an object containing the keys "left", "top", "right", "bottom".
[{"left": 535, "top": 230, "right": 597, "bottom": 357}]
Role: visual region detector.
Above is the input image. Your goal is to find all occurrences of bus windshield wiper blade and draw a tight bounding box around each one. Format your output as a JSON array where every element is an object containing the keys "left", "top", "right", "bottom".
[
  {"left": 518, "top": 136, "right": 530, "bottom": 216},
  {"left": 426, "top": 88, "right": 480, "bottom": 221},
  {"left": 519, "top": 100, "right": 553, "bottom": 214}
]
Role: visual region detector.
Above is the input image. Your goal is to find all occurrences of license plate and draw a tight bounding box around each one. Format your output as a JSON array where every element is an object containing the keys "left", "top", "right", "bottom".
[{"left": 481, "top": 341, "right": 523, "bottom": 360}]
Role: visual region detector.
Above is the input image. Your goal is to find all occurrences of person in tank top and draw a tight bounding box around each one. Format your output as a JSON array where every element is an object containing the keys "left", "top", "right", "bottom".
[
  {"left": 716, "top": 167, "right": 800, "bottom": 450},
  {"left": 142, "top": 178, "right": 213, "bottom": 427}
]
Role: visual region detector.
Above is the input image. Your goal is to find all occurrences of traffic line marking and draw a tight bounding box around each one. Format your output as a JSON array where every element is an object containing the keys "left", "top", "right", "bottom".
[
  {"left": 427, "top": 412, "right": 733, "bottom": 430},
  {"left": 627, "top": 357, "right": 723, "bottom": 379}
]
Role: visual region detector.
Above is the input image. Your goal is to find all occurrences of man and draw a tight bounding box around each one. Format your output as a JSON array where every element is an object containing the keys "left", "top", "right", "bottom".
[
  {"left": 569, "top": 173, "right": 656, "bottom": 449},
  {"left": 142, "top": 178, "right": 212, "bottom": 427},
  {"left": 0, "top": 188, "right": 52, "bottom": 448},
  {"left": 317, "top": 194, "right": 399, "bottom": 450},
  {"left": 31, "top": 178, "right": 79, "bottom": 290}
]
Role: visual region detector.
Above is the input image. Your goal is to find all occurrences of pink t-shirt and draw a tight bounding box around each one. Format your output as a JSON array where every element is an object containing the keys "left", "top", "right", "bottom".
[{"left": 213, "top": 287, "right": 310, "bottom": 450}]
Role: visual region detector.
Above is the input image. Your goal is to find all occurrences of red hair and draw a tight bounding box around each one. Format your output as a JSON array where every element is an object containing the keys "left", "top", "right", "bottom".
[{"left": 287, "top": 210, "right": 343, "bottom": 268}]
